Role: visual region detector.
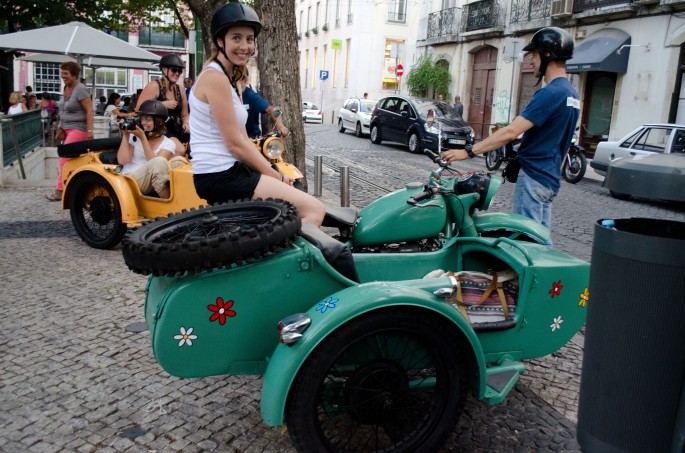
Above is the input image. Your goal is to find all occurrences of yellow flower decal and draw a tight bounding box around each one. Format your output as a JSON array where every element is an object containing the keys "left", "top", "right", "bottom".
[{"left": 578, "top": 288, "right": 589, "bottom": 307}]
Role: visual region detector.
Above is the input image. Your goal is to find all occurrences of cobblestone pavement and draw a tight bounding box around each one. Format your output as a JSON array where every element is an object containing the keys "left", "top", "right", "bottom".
[{"left": 1, "top": 126, "right": 683, "bottom": 452}]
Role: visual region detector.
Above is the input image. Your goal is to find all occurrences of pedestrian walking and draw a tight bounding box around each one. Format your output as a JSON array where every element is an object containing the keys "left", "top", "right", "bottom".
[{"left": 453, "top": 96, "right": 464, "bottom": 117}]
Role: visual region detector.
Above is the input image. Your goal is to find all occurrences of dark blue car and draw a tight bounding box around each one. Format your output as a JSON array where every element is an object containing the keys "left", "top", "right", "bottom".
[{"left": 369, "top": 95, "right": 474, "bottom": 153}]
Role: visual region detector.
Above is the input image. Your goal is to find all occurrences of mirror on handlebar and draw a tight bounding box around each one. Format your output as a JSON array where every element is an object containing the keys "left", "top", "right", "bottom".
[{"left": 426, "top": 109, "right": 435, "bottom": 129}]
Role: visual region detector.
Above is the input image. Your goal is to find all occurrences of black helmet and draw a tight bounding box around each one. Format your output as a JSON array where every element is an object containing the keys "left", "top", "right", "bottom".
[
  {"left": 522, "top": 27, "right": 574, "bottom": 61},
  {"left": 211, "top": 2, "right": 262, "bottom": 46},
  {"left": 159, "top": 53, "right": 184, "bottom": 69},
  {"left": 136, "top": 100, "right": 168, "bottom": 120}
]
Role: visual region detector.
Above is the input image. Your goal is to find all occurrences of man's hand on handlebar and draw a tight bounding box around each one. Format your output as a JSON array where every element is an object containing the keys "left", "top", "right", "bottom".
[{"left": 441, "top": 148, "right": 470, "bottom": 164}]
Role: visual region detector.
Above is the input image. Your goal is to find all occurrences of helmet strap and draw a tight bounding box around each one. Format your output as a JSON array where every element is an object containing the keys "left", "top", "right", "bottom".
[{"left": 214, "top": 48, "right": 242, "bottom": 97}]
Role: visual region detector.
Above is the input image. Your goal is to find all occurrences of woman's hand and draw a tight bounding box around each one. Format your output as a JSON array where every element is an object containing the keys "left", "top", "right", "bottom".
[
  {"left": 182, "top": 121, "right": 190, "bottom": 133},
  {"left": 281, "top": 174, "right": 294, "bottom": 186},
  {"left": 163, "top": 100, "right": 178, "bottom": 110},
  {"left": 131, "top": 125, "right": 146, "bottom": 140}
]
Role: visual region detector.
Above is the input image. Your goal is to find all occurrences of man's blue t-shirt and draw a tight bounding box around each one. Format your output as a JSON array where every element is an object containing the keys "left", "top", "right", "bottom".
[
  {"left": 519, "top": 77, "right": 580, "bottom": 192},
  {"left": 242, "top": 86, "right": 270, "bottom": 138}
]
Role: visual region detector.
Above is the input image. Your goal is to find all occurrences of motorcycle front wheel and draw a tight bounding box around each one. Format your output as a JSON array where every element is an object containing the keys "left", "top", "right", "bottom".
[
  {"left": 285, "top": 307, "right": 466, "bottom": 453},
  {"left": 485, "top": 148, "right": 504, "bottom": 171},
  {"left": 562, "top": 151, "right": 587, "bottom": 184}
]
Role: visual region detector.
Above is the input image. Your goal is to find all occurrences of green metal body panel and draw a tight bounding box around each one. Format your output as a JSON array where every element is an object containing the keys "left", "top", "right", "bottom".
[
  {"left": 352, "top": 187, "right": 447, "bottom": 246},
  {"left": 473, "top": 211, "right": 551, "bottom": 243},
  {"left": 260, "top": 279, "right": 486, "bottom": 427}
]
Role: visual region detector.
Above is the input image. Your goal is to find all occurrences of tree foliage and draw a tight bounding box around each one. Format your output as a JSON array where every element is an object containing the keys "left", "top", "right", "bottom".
[{"left": 405, "top": 54, "right": 451, "bottom": 100}]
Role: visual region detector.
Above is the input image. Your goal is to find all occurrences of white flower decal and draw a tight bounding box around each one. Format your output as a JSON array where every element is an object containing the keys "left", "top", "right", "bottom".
[
  {"left": 550, "top": 316, "right": 563, "bottom": 332},
  {"left": 174, "top": 327, "right": 197, "bottom": 346}
]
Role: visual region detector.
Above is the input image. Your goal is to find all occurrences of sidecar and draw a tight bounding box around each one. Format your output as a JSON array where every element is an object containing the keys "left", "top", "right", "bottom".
[
  {"left": 125, "top": 200, "right": 589, "bottom": 452},
  {"left": 58, "top": 138, "right": 205, "bottom": 249}
]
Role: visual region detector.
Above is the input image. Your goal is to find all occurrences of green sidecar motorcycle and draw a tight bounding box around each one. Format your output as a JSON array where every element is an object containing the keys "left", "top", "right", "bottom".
[{"left": 122, "top": 155, "right": 589, "bottom": 452}]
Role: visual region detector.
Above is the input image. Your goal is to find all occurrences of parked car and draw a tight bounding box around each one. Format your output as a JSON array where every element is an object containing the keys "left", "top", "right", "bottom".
[
  {"left": 605, "top": 153, "right": 685, "bottom": 202},
  {"left": 590, "top": 123, "right": 685, "bottom": 177},
  {"left": 302, "top": 103, "right": 323, "bottom": 124},
  {"left": 369, "top": 96, "right": 474, "bottom": 153},
  {"left": 338, "top": 98, "right": 378, "bottom": 137}
]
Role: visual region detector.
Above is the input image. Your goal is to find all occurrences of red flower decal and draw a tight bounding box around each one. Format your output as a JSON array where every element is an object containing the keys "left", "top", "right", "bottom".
[
  {"left": 208, "top": 297, "right": 236, "bottom": 325},
  {"left": 549, "top": 281, "right": 564, "bottom": 298}
]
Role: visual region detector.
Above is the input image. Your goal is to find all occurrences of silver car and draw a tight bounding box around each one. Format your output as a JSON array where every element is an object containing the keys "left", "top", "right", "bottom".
[
  {"left": 591, "top": 123, "right": 685, "bottom": 177},
  {"left": 338, "top": 98, "right": 378, "bottom": 137}
]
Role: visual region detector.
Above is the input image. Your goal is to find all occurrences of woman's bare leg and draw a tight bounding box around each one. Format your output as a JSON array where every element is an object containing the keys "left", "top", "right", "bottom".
[{"left": 253, "top": 176, "right": 325, "bottom": 227}]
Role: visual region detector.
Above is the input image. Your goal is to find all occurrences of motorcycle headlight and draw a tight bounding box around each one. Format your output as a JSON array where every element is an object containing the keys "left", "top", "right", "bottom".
[{"left": 263, "top": 137, "right": 285, "bottom": 159}]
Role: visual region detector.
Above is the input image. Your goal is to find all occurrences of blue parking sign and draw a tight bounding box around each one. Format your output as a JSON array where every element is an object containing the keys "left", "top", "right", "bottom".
[{"left": 319, "top": 70, "right": 329, "bottom": 80}]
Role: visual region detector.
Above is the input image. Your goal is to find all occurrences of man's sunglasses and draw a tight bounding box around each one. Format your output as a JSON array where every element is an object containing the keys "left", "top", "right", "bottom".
[{"left": 168, "top": 67, "right": 184, "bottom": 74}]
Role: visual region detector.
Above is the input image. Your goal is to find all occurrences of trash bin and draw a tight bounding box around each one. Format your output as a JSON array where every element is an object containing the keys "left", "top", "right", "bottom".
[{"left": 577, "top": 218, "right": 685, "bottom": 453}]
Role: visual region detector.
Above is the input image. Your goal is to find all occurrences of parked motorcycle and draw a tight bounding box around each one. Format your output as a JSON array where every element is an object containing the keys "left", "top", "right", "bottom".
[
  {"left": 252, "top": 107, "right": 305, "bottom": 190},
  {"left": 485, "top": 131, "right": 587, "bottom": 184}
]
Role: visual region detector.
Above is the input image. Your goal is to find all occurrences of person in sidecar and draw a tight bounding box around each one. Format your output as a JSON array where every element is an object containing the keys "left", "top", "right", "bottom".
[
  {"left": 189, "top": 2, "right": 324, "bottom": 226},
  {"left": 116, "top": 100, "right": 175, "bottom": 199},
  {"left": 440, "top": 27, "right": 579, "bottom": 248}
]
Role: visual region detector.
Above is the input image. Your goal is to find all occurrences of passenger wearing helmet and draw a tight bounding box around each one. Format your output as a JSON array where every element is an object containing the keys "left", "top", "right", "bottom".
[
  {"left": 189, "top": 2, "right": 324, "bottom": 227},
  {"left": 137, "top": 53, "right": 189, "bottom": 157},
  {"left": 441, "top": 27, "right": 580, "bottom": 247},
  {"left": 116, "top": 100, "right": 175, "bottom": 199}
]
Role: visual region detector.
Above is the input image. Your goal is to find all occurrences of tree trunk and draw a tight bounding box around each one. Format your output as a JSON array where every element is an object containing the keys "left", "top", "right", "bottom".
[
  {"left": 253, "top": 0, "right": 306, "bottom": 188},
  {"left": 184, "top": 0, "right": 222, "bottom": 64}
]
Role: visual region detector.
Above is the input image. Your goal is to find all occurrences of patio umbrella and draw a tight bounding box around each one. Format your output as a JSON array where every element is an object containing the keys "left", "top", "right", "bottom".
[{"left": 0, "top": 21, "right": 160, "bottom": 64}]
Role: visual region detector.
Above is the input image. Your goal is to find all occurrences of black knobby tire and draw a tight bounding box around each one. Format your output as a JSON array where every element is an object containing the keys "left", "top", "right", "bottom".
[
  {"left": 407, "top": 132, "right": 422, "bottom": 154},
  {"left": 58, "top": 138, "right": 121, "bottom": 158},
  {"left": 355, "top": 122, "right": 363, "bottom": 138},
  {"left": 69, "top": 173, "right": 126, "bottom": 249},
  {"left": 562, "top": 152, "right": 587, "bottom": 184},
  {"left": 338, "top": 119, "right": 346, "bottom": 133},
  {"left": 485, "top": 148, "right": 503, "bottom": 171},
  {"left": 122, "top": 199, "right": 301, "bottom": 276},
  {"left": 370, "top": 124, "right": 382, "bottom": 144},
  {"left": 285, "top": 308, "right": 466, "bottom": 453}
]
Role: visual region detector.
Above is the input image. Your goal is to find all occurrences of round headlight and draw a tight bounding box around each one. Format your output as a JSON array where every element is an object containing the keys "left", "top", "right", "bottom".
[{"left": 264, "top": 137, "right": 285, "bottom": 159}]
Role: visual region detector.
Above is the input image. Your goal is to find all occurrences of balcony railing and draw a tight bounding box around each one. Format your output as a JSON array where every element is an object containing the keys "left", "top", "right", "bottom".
[
  {"left": 462, "top": 0, "right": 506, "bottom": 32},
  {"left": 138, "top": 27, "right": 185, "bottom": 48},
  {"left": 427, "top": 7, "right": 461, "bottom": 39},
  {"left": 510, "top": 0, "right": 551, "bottom": 23},
  {"left": 573, "top": 0, "right": 631, "bottom": 12}
]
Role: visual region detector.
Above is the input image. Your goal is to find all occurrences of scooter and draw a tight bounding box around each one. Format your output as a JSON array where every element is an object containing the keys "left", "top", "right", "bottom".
[{"left": 252, "top": 107, "right": 305, "bottom": 190}]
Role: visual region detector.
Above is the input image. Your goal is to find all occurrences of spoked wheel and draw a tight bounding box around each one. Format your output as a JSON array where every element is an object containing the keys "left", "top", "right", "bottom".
[
  {"left": 562, "top": 152, "right": 587, "bottom": 184},
  {"left": 122, "top": 199, "right": 301, "bottom": 276},
  {"left": 485, "top": 148, "right": 504, "bottom": 171},
  {"left": 69, "top": 173, "right": 126, "bottom": 249},
  {"left": 285, "top": 308, "right": 466, "bottom": 453}
]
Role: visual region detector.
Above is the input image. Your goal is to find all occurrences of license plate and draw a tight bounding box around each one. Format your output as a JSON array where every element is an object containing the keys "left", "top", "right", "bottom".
[{"left": 448, "top": 138, "right": 466, "bottom": 145}]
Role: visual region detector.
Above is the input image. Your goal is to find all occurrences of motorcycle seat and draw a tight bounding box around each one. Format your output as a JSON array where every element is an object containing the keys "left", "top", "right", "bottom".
[
  {"left": 300, "top": 223, "right": 359, "bottom": 283},
  {"left": 322, "top": 206, "right": 358, "bottom": 228}
]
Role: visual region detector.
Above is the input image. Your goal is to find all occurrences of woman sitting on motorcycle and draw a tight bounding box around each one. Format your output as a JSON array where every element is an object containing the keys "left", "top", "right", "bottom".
[
  {"left": 117, "top": 100, "right": 174, "bottom": 199},
  {"left": 189, "top": 3, "right": 324, "bottom": 227}
]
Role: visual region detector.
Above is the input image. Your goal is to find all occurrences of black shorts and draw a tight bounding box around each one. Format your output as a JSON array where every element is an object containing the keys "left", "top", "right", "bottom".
[{"left": 193, "top": 162, "right": 261, "bottom": 205}]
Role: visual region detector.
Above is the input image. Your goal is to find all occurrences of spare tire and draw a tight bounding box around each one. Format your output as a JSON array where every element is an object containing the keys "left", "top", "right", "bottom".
[
  {"left": 122, "top": 199, "right": 301, "bottom": 276},
  {"left": 58, "top": 138, "right": 121, "bottom": 158}
]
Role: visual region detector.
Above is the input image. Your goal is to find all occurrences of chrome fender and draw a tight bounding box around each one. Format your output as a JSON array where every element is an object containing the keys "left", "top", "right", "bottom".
[{"left": 260, "top": 278, "right": 486, "bottom": 426}]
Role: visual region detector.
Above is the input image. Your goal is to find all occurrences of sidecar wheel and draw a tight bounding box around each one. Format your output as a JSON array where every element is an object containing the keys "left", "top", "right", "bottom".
[
  {"left": 58, "top": 138, "right": 121, "bottom": 158},
  {"left": 69, "top": 173, "right": 126, "bottom": 249},
  {"left": 355, "top": 122, "right": 363, "bottom": 138},
  {"left": 338, "top": 119, "right": 345, "bottom": 133},
  {"left": 485, "top": 148, "right": 503, "bottom": 171},
  {"left": 285, "top": 308, "right": 466, "bottom": 453},
  {"left": 122, "top": 199, "right": 301, "bottom": 276},
  {"left": 370, "top": 124, "right": 382, "bottom": 144}
]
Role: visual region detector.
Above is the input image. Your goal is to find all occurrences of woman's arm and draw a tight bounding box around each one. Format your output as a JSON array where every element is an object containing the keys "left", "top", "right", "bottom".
[
  {"left": 202, "top": 72, "right": 280, "bottom": 180},
  {"left": 80, "top": 96, "right": 94, "bottom": 138},
  {"left": 117, "top": 132, "right": 133, "bottom": 165},
  {"left": 137, "top": 81, "right": 160, "bottom": 108},
  {"left": 179, "top": 84, "right": 190, "bottom": 133}
]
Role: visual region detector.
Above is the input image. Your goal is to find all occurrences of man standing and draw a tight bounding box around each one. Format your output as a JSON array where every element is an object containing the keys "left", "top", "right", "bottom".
[
  {"left": 240, "top": 81, "right": 288, "bottom": 139},
  {"left": 453, "top": 95, "right": 464, "bottom": 117},
  {"left": 441, "top": 27, "right": 579, "bottom": 248}
]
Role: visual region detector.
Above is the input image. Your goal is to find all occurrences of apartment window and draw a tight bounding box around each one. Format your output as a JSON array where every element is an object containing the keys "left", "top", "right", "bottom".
[
  {"left": 307, "top": 6, "right": 311, "bottom": 29},
  {"left": 313, "top": 47, "right": 318, "bottom": 88},
  {"left": 83, "top": 67, "right": 127, "bottom": 88},
  {"left": 316, "top": 2, "right": 320, "bottom": 27},
  {"left": 33, "top": 63, "right": 61, "bottom": 93},
  {"left": 381, "top": 38, "right": 404, "bottom": 91},
  {"left": 335, "top": 0, "right": 341, "bottom": 27},
  {"left": 388, "top": 0, "right": 407, "bottom": 22},
  {"left": 299, "top": 11, "right": 303, "bottom": 33},
  {"left": 324, "top": 0, "right": 330, "bottom": 27},
  {"left": 347, "top": 0, "right": 353, "bottom": 23},
  {"left": 305, "top": 49, "right": 309, "bottom": 89},
  {"left": 344, "top": 38, "right": 351, "bottom": 87}
]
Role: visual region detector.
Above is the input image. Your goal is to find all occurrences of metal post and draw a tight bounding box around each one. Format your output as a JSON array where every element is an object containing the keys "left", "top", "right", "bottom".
[
  {"left": 313, "top": 155, "right": 323, "bottom": 197},
  {"left": 2, "top": 118, "right": 26, "bottom": 179},
  {"left": 340, "top": 166, "right": 350, "bottom": 207}
]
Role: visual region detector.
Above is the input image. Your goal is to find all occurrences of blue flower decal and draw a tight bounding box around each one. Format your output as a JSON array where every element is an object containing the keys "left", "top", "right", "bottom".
[{"left": 316, "top": 297, "right": 338, "bottom": 313}]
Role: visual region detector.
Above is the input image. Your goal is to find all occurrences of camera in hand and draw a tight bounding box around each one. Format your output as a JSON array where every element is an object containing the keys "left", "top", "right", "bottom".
[{"left": 120, "top": 117, "right": 140, "bottom": 131}]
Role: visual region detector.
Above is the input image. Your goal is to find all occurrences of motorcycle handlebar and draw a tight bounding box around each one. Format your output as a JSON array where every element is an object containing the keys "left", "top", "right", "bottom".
[
  {"left": 407, "top": 186, "right": 437, "bottom": 205},
  {"left": 423, "top": 149, "right": 448, "bottom": 167}
]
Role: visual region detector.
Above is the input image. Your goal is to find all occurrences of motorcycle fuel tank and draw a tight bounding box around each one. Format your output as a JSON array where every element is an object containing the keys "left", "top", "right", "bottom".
[{"left": 352, "top": 183, "right": 447, "bottom": 246}]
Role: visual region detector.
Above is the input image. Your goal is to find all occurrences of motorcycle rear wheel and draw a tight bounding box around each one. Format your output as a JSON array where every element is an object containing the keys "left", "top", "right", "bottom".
[
  {"left": 485, "top": 148, "right": 504, "bottom": 171},
  {"left": 562, "top": 152, "right": 587, "bottom": 184},
  {"left": 122, "top": 199, "right": 301, "bottom": 276}
]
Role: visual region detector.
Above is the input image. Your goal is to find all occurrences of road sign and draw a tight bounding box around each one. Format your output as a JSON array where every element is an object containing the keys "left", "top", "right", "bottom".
[
  {"left": 319, "top": 70, "right": 329, "bottom": 80},
  {"left": 396, "top": 64, "right": 404, "bottom": 78}
]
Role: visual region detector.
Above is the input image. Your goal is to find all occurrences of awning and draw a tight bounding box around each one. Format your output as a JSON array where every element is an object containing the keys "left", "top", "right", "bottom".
[{"left": 566, "top": 29, "right": 631, "bottom": 74}]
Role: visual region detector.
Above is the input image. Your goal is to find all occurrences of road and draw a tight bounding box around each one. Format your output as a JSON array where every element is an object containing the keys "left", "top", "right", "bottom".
[{"left": 0, "top": 126, "right": 683, "bottom": 452}]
